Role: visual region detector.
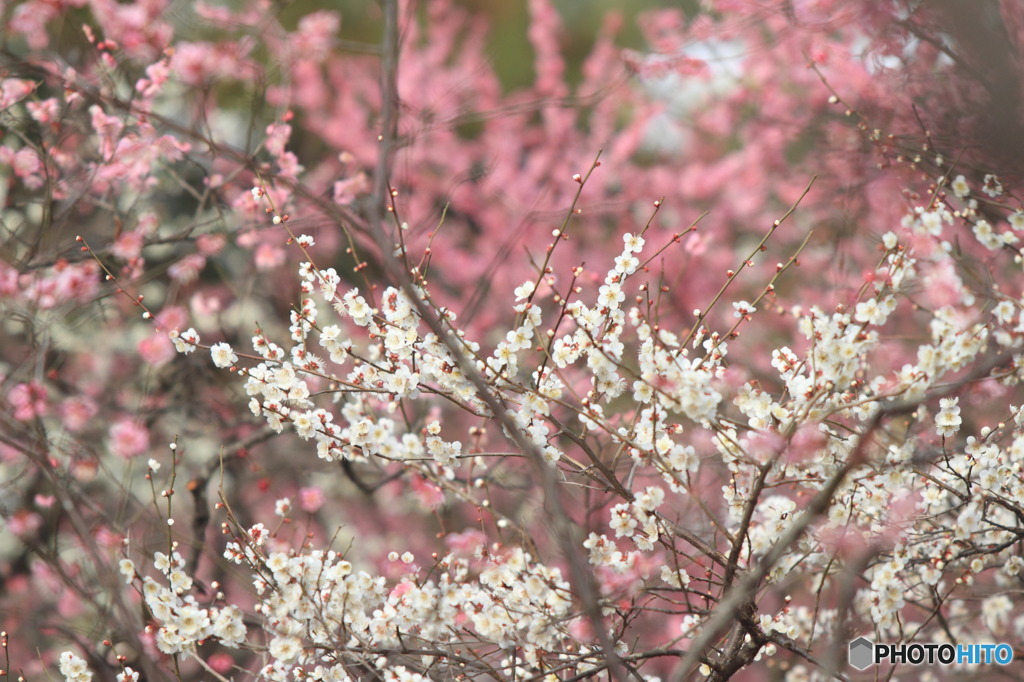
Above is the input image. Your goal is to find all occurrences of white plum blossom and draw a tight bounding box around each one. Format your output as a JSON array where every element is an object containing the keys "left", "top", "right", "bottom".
[
  {"left": 661, "top": 565, "right": 690, "bottom": 588},
  {"left": 983, "top": 173, "right": 1003, "bottom": 197},
  {"left": 623, "top": 232, "right": 645, "bottom": 252},
  {"left": 614, "top": 252, "right": 639, "bottom": 274},
  {"left": 973, "top": 219, "right": 1002, "bottom": 250},
  {"left": 269, "top": 635, "right": 303, "bottom": 662},
  {"left": 210, "top": 341, "right": 238, "bottom": 368},
  {"left": 597, "top": 283, "right": 625, "bottom": 308},
  {"left": 59, "top": 652, "right": 92, "bottom": 682},
  {"left": 982, "top": 594, "right": 1013, "bottom": 634},
  {"left": 936, "top": 397, "right": 962, "bottom": 437},
  {"left": 853, "top": 297, "right": 894, "bottom": 326},
  {"left": 275, "top": 497, "right": 292, "bottom": 517},
  {"left": 119, "top": 558, "right": 135, "bottom": 584},
  {"left": 732, "top": 300, "right": 755, "bottom": 318},
  {"left": 514, "top": 280, "right": 536, "bottom": 300},
  {"left": 1010, "top": 210, "right": 1024, "bottom": 231},
  {"left": 610, "top": 503, "right": 638, "bottom": 537},
  {"left": 116, "top": 668, "right": 139, "bottom": 682},
  {"left": 951, "top": 174, "right": 970, "bottom": 197},
  {"left": 169, "top": 327, "right": 199, "bottom": 354}
]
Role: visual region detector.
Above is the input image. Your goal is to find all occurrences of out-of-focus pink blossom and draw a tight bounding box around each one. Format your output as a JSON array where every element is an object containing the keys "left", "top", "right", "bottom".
[
  {"left": 50, "top": 260, "right": 100, "bottom": 305},
  {"left": 111, "top": 230, "right": 144, "bottom": 260},
  {"left": 254, "top": 243, "right": 286, "bottom": 271},
  {"left": 94, "top": 526, "right": 123, "bottom": 549},
  {"left": 168, "top": 253, "right": 206, "bottom": 283},
  {"left": 12, "top": 147, "right": 43, "bottom": 189},
  {"left": 298, "top": 486, "right": 325, "bottom": 513},
  {"left": 108, "top": 419, "right": 149, "bottom": 458},
  {"left": 264, "top": 122, "right": 292, "bottom": 157},
  {"left": 7, "top": 5, "right": 56, "bottom": 50},
  {"left": 7, "top": 509, "right": 43, "bottom": 535},
  {"left": 333, "top": 173, "right": 369, "bottom": 205},
  {"left": 208, "top": 653, "right": 234, "bottom": 674},
  {"left": 410, "top": 476, "right": 444, "bottom": 510},
  {"left": 190, "top": 291, "right": 223, "bottom": 317},
  {"left": 388, "top": 580, "right": 414, "bottom": 600},
  {"left": 170, "top": 40, "right": 249, "bottom": 86},
  {"left": 196, "top": 233, "right": 227, "bottom": 256},
  {"left": 137, "top": 333, "right": 175, "bottom": 366},
  {"left": 155, "top": 306, "right": 188, "bottom": 334},
  {"left": 445, "top": 528, "right": 486, "bottom": 557},
  {"left": 296, "top": 10, "right": 340, "bottom": 62},
  {"left": 59, "top": 396, "right": 98, "bottom": 432},
  {"left": 9, "top": 381, "right": 49, "bottom": 421},
  {"left": 88, "top": 0, "right": 172, "bottom": 59}
]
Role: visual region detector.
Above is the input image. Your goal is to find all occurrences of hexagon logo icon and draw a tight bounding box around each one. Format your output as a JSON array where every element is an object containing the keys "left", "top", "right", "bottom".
[{"left": 849, "top": 637, "right": 874, "bottom": 670}]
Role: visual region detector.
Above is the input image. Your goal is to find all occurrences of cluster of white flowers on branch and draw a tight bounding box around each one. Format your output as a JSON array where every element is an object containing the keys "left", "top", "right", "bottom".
[
  {"left": 4, "top": 0, "right": 1020, "bottom": 677},
  {"left": 56, "top": 152, "right": 1024, "bottom": 682},
  {"left": 222, "top": 526, "right": 578, "bottom": 679},
  {"left": 117, "top": 175, "right": 1024, "bottom": 679}
]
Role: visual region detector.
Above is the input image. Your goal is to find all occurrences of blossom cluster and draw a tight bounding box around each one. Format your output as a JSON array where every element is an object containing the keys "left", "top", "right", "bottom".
[
  {"left": 218, "top": 526, "right": 575, "bottom": 679},
  {"left": 36, "top": 165, "right": 1024, "bottom": 680},
  {"left": 4, "top": 0, "right": 1024, "bottom": 680}
]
